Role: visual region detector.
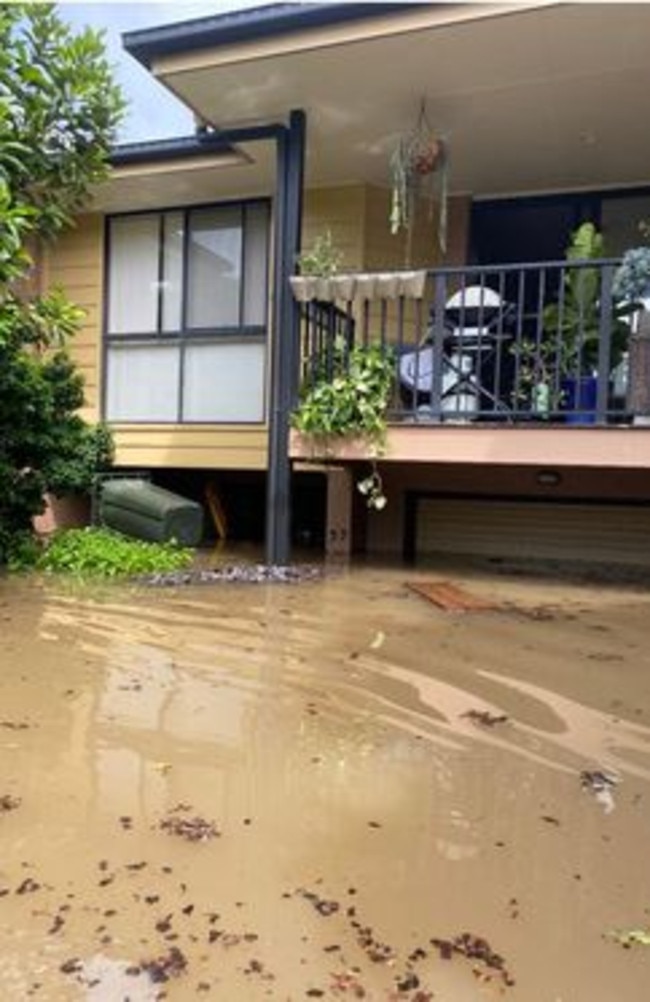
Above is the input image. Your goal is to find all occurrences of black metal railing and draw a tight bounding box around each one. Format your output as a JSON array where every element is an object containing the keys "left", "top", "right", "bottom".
[{"left": 295, "top": 259, "right": 637, "bottom": 426}]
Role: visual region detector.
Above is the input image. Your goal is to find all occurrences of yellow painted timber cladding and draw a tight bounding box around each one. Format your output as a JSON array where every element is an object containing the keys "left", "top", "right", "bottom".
[
  {"left": 44, "top": 213, "right": 103, "bottom": 424},
  {"left": 303, "top": 185, "right": 470, "bottom": 275},
  {"left": 303, "top": 186, "right": 366, "bottom": 271},
  {"left": 111, "top": 425, "right": 269, "bottom": 470},
  {"left": 302, "top": 184, "right": 470, "bottom": 349}
]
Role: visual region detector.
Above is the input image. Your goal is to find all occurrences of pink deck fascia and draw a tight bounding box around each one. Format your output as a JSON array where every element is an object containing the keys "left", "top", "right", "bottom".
[{"left": 290, "top": 426, "right": 650, "bottom": 469}]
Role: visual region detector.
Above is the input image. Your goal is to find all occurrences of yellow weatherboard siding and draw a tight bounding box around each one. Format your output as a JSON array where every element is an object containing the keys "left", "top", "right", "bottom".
[
  {"left": 44, "top": 214, "right": 103, "bottom": 424},
  {"left": 112, "top": 426, "right": 269, "bottom": 470},
  {"left": 361, "top": 185, "right": 471, "bottom": 343},
  {"left": 301, "top": 184, "right": 470, "bottom": 348},
  {"left": 362, "top": 185, "right": 470, "bottom": 272},
  {"left": 303, "top": 186, "right": 366, "bottom": 271}
]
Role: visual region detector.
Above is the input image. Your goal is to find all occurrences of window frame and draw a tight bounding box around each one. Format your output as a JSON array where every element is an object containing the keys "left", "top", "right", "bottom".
[{"left": 102, "top": 196, "right": 271, "bottom": 425}]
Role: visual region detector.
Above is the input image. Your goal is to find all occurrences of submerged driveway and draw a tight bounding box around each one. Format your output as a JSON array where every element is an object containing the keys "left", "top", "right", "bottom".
[{"left": 0, "top": 565, "right": 649, "bottom": 1000}]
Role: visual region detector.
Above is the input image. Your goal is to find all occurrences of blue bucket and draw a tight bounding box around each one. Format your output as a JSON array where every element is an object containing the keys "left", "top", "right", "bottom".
[{"left": 560, "top": 376, "right": 597, "bottom": 424}]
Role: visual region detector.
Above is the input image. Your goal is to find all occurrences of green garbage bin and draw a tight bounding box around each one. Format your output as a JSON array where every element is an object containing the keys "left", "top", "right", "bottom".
[{"left": 99, "top": 479, "right": 203, "bottom": 547}]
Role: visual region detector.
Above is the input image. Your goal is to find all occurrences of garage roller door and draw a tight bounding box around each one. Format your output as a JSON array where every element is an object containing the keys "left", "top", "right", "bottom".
[{"left": 416, "top": 498, "right": 650, "bottom": 567}]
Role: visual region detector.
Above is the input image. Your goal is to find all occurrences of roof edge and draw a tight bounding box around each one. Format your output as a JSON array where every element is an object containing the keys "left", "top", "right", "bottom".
[
  {"left": 123, "top": 2, "right": 428, "bottom": 69},
  {"left": 110, "top": 134, "right": 234, "bottom": 167}
]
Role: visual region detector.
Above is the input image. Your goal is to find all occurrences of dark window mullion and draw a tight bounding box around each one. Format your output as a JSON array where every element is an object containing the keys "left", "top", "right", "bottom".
[
  {"left": 262, "top": 203, "right": 270, "bottom": 333},
  {"left": 178, "top": 208, "right": 190, "bottom": 422},
  {"left": 157, "top": 213, "right": 165, "bottom": 334},
  {"left": 239, "top": 203, "right": 247, "bottom": 327}
]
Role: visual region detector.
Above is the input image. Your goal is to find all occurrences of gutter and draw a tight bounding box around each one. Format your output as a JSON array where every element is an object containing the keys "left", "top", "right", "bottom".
[
  {"left": 123, "top": 2, "right": 427, "bottom": 68},
  {"left": 110, "top": 133, "right": 235, "bottom": 167}
]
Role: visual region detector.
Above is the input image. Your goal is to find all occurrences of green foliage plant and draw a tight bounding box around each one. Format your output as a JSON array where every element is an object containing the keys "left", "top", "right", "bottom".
[
  {"left": 26, "top": 527, "right": 194, "bottom": 579},
  {"left": 0, "top": 4, "right": 124, "bottom": 565},
  {"left": 296, "top": 230, "right": 343, "bottom": 278},
  {"left": 515, "top": 223, "right": 633, "bottom": 412},
  {"left": 542, "top": 223, "right": 609, "bottom": 376},
  {"left": 613, "top": 220, "right": 650, "bottom": 305},
  {"left": 292, "top": 338, "right": 393, "bottom": 449},
  {"left": 292, "top": 338, "right": 394, "bottom": 510}
]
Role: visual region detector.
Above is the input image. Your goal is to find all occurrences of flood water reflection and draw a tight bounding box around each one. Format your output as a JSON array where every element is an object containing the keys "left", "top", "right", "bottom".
[{"left": 1, "top": 562, "right": 649, "bottom": 1000}]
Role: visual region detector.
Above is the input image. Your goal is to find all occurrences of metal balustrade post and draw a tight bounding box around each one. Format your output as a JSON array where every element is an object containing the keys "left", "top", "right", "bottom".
[
  {"left": 596, "top": 263, "right": 614, "bottom": 424},
  {"left": 428, "top": 273, "right": 447, "bottom": 420}
]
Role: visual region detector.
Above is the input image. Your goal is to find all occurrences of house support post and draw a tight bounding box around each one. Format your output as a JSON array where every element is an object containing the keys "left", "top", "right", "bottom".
[
  {"left": 265, "top": 109, "right": 306, "bottom": 564},
  {"left": 627, "top": 308, "right": 650, "bottom": 426},
  {"left": 325, "top": 466, "right": 353, "bottom": 559}
]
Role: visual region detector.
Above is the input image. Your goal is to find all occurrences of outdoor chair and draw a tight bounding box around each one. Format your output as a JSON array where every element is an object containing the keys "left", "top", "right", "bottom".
[{"left": 399, "top": 285, "right": 513, "bottom": 418}]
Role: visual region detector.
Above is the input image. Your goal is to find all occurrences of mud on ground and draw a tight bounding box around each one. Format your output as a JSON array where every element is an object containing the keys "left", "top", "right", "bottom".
[{"left": 0, "top": 561, "right": 649, "bottom": 1000}]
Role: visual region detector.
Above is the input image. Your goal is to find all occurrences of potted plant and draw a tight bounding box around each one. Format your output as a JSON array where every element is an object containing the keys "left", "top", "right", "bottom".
[
  {"left": 518, "top": 223, "right": 633, "bottom": 422},
  {"left": 289, "top": 231, "right": 428, "bottom": 303},
  {"left": 613, "top": 229, "right": 650, "bottom": 316},
  {"left": 289, "top": 230, "right": 344, "bottom": 302}
]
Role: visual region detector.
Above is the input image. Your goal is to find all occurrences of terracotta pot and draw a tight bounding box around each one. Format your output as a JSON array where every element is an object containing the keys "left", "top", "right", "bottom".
[{"left": 33, "top": 493, "right": 91, "bottom": 536}]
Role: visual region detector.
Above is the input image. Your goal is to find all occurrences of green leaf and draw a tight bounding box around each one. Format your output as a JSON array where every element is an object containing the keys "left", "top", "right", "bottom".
[{"left": 607, "top": 928, "right": 650, "bottom": 948}]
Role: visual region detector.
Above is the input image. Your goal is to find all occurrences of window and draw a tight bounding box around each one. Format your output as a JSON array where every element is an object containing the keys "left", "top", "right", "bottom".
[{"left": 105, "top": 201, "right": 270, "bottom": 423}]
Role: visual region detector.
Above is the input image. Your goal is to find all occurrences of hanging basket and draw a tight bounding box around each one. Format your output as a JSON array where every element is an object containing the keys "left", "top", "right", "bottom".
[{"left": 390, "top": 100, "right": 449, "bottom": 259}]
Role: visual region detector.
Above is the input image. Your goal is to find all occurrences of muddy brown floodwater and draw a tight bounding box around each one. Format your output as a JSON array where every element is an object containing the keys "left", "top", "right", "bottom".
[{"left": 1, "top": 560, "right": 650, "bottom": 1002}]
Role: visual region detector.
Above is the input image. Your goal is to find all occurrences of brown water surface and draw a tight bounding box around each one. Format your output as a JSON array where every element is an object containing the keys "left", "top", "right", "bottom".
[{"left": 1, "top": 562, "right": 649, "bottom": 1001}]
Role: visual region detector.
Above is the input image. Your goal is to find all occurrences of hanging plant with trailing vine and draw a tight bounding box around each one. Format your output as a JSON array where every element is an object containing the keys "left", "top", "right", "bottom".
[
  {"left": 390, "top": 99, "right": 449, "bottom": 260},
  {"left": 291, "top": 338, "right": 393, "bottom": 510}
]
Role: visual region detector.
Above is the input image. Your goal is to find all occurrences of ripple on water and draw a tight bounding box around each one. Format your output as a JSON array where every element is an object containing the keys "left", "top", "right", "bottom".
[{"left": 0, "top": 569, "right": 649, "bottom": 1001}]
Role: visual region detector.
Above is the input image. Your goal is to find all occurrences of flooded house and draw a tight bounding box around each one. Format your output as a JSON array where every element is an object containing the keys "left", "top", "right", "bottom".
[{"left": 43, "top": 1, "right": 650, "bottom": 568}]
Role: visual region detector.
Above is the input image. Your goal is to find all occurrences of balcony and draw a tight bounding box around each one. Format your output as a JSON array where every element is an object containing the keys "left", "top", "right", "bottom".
[{"left": 294, "top": 259, "right": 643, "bottom": 431}]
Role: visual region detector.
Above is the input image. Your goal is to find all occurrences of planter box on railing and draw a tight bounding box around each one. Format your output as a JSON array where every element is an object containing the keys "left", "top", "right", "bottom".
[{"left": 290, "top": 270, "right": 427, "bottom": 303}]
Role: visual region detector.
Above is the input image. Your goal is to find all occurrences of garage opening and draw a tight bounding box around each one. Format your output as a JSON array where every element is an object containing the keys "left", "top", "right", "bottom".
[{"left": 405, "top": 495, "right": 650, "bottom": 569}]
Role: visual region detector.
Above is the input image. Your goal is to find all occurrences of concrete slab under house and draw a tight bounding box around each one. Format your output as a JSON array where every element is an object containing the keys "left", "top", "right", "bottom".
[{"left": 45, "top": 1, "right": 650, "bottom": 569}]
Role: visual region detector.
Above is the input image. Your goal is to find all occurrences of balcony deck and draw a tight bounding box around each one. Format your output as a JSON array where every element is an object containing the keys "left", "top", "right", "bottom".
[
  {"left": 291, "top": 422, "right": 650, "bottom": 469},
  {"left": 291, "top": 258, "right": 650, "bottom": 468}
]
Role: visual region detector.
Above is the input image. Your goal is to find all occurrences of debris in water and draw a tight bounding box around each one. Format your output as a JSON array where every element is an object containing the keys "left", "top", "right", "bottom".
[
  {"left": 0, "top": 794, "right": 21, "bottom": 812},
  {"left": 407, "top": 581, "right": 496, "bottom": 612},
  {"left": 15, "top": 878, "right": 40, "bottom": 895},
  {"left": 581, "top": 769, "right": 619, "bottom": 814},
  {"left": 159, "top": 805, "right": 220, "bottom": 842},
  {"left": 461, "top": 710, "right": 509, "bottom": 728},
  {"left": 140, "top": 945, "right": 188, "bottom": 983},
  {"left": 607, "top": 928, "right": 650, "bottom": 948},
  {"left": 396, "top": 971, "right": 419, "bottom": 991},
  {"left": 514, "top": 605, "right": 560, "bottom": 621},
  {"left": 47, "top": 914, "right": 65, "bottom": 935},
  {"left": 430, "top": 933, "right": 515, "bottom": 988},
  {"left": 329, "top": 971, "right": 366, "bottom": 996},
  {"left": 369, "top": 631, "right": 385, "bottom": 650},
  {"left": 138, "top": 564, "right": 324, "bottom": 587},
  {"left": 59, "top": 958, "right": 83, "bottom": 976},
  {"left": 297, "top": 889, "right": 340, "bottom": 917}
]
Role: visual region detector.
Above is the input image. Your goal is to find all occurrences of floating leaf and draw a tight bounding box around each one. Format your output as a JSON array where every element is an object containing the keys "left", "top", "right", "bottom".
[{"left": 607, "top": 928, "right": 650, "bottom": 947}]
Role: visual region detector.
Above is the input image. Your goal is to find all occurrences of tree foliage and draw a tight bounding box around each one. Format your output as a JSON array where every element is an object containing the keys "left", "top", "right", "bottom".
[{"left": 0, "top": 3, "right": 124, "bottom": 563}]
